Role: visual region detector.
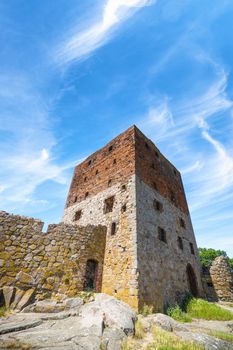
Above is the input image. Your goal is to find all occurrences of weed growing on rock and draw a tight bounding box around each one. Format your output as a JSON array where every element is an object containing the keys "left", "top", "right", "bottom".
[
  {"left": 135, "top": 319, "right": 146, "bottom": 339},
  {"left": 0, "top": 306, "right": 7, "bottom": 317},
  {"left": 167, "top": 305, "right": 192, "bottom": 323},
  {"left": 140, "top": 304, "right": 154, "bottom": 316},
  {"left": 206, "top": 330, "right": 233, "bottom": 343},
  {"left": 147, "top": 326, "right": 205, "bottom": 350}
]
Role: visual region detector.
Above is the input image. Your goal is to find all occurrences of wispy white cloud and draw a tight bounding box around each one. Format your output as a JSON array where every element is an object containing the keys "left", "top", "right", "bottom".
[
  {"left": 181, "top": 161, "right": 203, "bottom": 175},
  {"left": 56, "top": 0, "right": 155, "bottom": 65},
  {"left": 0, "top": 75, "right": 76, "bottom": 211},
  {"left": 139, "top": 99, "right": 174, "bottom": 140},
  {"left": 139, "top": 59, "right": 233, "bottom": 255}
]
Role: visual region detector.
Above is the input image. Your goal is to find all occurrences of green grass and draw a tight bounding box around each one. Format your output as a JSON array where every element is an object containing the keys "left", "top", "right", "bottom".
[
  {"left": 206, "top": 330, "right": 233, "bottom": 343},
  {"left": 167, "top": 305, "right": 192, "bottom": 323},
  {"left": 186, "top": 298, "right": 233, "bottom": 321},
  {"left": 135, "top": 319, "right": 146, "bottom": 339},
  {"left": 147, "top": 326, "right": 204, "bottom": 350},
  {"left": 0, "top": 306, "right": 7, "bottom": 317},
  {"left": 121, "top": 325, "right": 204, "bottom": 350}
]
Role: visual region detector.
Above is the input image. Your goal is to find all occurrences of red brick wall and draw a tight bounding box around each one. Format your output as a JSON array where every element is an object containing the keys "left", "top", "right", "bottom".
[
  {"left": 66, "top": 125, "right": 189, "bottom": 214},
  {"left": 134, "top": 127, "right": 189, "bottom": 214},
  {"left": 66, "top": 126, "right": 136, "bottom": 207}
]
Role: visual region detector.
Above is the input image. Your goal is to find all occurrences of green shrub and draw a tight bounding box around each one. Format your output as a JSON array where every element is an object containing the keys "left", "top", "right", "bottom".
[
  {"left": 186, "top": 298, "right": 233, "bottom": 321},
  {"left": 140, "top": 304, "right": 154, "bottom": 316},
  {"left": 167, "top": 305, "right": 192, "bottom": 323}
]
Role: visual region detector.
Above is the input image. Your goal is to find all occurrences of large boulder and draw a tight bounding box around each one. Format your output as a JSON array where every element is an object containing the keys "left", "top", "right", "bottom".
[
  {"left": 102, "top": 328, "right": 126, "bottom": 350},
  {"left": 22, "top": 297, "right": 84, "bottom": 313},
  {"left": 80, "top": 293, "right": 136, "bottom": 335},
  {"left": 145, "top": 313, "right": 188, "bottom": 332}
]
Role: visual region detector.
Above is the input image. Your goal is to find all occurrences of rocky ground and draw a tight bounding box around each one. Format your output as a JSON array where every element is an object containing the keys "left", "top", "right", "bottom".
[{"left": 0, "top": 294, "right": 232, "bottom": 350}]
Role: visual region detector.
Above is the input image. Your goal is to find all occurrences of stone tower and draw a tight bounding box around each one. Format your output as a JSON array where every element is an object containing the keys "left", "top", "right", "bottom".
[{"left": 63, "top": 125, "right": 204, "bottom": 310}]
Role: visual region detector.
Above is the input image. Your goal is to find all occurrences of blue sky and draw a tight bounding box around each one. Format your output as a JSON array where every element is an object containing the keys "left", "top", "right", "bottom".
[{"left": 0, "top": 0, "right": 233, "bottom": 256}]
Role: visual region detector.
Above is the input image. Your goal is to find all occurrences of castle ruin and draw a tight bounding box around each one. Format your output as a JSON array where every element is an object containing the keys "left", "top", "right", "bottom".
[
  {"left": 0, "top": 125, "right": 209, "bottom": 311},
  {"left": 62, "top": 125, "right": 204, "bottom": 310}
]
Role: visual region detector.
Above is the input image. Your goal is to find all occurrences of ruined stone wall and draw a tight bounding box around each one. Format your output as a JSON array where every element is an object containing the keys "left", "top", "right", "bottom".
[
  {"left": 0, "top": 211, "right": 106, "bottom": 300},
  {"left": 201, "top": 267, "right": 218, "bottom": 301},
  {"left": 63, "top": 175, "right": 139, "bottom": 309},
  {"left": 209, "top": 256, "right": 233, "bottom": 302},
  {"left": 136, "top": 178, "right": 204, "bottom": 311}
]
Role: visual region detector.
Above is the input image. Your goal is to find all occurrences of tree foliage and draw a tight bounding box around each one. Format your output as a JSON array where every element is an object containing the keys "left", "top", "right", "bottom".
[{"left": 198, "top": 248, "right": 233, "bottom": 270}]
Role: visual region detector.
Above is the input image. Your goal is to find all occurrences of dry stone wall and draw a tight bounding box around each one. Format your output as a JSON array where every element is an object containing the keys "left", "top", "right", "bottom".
[
  {"left": 0, "top": 211, "right": 106, "bottom": 301},
  {"left": 209, "top": 256, "right": 233, "bottom": 302}
]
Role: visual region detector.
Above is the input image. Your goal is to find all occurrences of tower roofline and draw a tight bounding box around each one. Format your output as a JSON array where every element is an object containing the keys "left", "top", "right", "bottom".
[{"left": 74, "top": 124, "right": 180, "bottom": 175}]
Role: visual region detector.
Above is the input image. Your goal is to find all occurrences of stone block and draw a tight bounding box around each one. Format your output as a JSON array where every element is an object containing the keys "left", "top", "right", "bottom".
[
  {"left": 3, "top": 286, "right": 16, "bottom": 308},
  {"left": 16, "top": 288, "right": 35, "bottom": 310},
  {"left": 16, "top": 271, "right": 35, "bottom": 286}
]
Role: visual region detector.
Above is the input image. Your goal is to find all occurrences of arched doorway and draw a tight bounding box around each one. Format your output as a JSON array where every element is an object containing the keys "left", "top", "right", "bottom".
[
  {"left": 83, "top": 259, "right": 98, "bottom": 291},
  {"left": 186, "top": 263, "right": 198, "bottom": 297}
]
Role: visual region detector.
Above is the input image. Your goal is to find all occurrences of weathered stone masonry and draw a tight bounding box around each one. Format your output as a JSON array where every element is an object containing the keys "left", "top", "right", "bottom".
[
  {"left": 202, "top": 256, "right": 233, "bottom": 302},
  {"left": 0, "top": 211, "right": 106, "bottom": 300},
  {"left": 63, "top": 125, "right": 205, "bottom": 311}
]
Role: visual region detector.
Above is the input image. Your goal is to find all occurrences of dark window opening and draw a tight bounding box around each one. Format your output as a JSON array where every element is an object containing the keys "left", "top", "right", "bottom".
[
  {"left": 83, "top": 259, "right": 98, "bottom": 292},
  {"left": 151, "top": 163, "right": 155, "bottom": 169},
  {"left": 180, "top": 218, "right": 186, "bottom": 228},
  {"left": 178, "top": 237, "right": 183, "bottom": 250},
  {"left": 96, "top": 169, "right": 99, "bottom": 175},
  {"left": 74, "top": 210, "right": 82, "bottom": 221},
  {"left": 121, "top": 204, "right": 127, "bottom": 213},
  {"left": 108, "top": 179, "right": 112, "bottom": 187},
  {"left": 74, "top": 196, "right": 77, "bottom": 203},
  {"left": 111, "top": 222, "right": 116, "bottom": 235},
  {"left": 88, "top": 159, "right": 92, "bottom": 166},
  {"left": 104, "top": 196, "right": 115, "bottom": 213},
  {"left": 145, "top": 142, "right": 149, "bottom": 150},
  {"left": 190, "top": 242, "right": 195, "bottom": 255},
  {"left": 158, "top": 227, "right": 167, "bottom": 243},
  {"left": 113, "top": 159, "right": 117, "bottom": 165},
  {"left": 121, "top": 185, "right": 126, "bottom": 191},
  {"left": 153, "top": 199, "right": 163, "bottom": 212},
  {"left": 174, "top": 169, "right": 177, "bottom": 175},
  {"left": 207, "top": 282, "right": 213, "bottom": 288},
  {"left": 155, "top": 151, "right": 159, "bottom": 158},
  {"left": 85, "top": 192, "right": 89, "bottom": 199},
  {"left": 170, "top": 190, "right": 176, "bottom": 203},
  {"left": 108, "top": 145, "right": 113, "bottom": 152}
]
